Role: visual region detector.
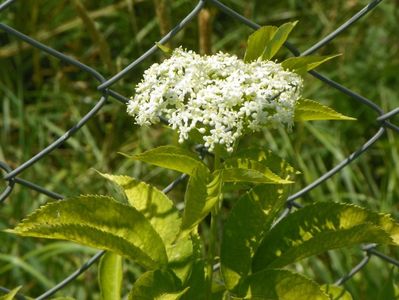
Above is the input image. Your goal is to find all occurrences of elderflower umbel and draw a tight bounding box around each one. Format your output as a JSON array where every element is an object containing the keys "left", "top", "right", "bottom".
[{"left": 127, "top": 47, "right": 303, "bottom": 152}]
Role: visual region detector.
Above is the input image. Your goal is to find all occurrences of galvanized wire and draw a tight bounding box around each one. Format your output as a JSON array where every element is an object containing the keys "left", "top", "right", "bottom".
[{"left": 1, "top": 0, "right": 398, "bottom": 299}]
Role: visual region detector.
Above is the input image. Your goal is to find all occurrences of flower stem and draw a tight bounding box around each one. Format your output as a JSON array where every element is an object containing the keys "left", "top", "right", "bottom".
[{"left": 207, "top": 150, "right": 221, "bottom": 298}]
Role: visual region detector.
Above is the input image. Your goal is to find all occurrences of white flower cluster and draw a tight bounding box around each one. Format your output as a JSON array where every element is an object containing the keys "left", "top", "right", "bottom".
[{"left": 127, "top": 47, "right": 303, "bottom": 152}]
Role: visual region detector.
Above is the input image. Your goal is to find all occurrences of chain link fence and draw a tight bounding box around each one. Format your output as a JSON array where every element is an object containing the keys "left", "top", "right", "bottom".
[{"left": 1, "top": 0, "right": 398, "bottom": 298}]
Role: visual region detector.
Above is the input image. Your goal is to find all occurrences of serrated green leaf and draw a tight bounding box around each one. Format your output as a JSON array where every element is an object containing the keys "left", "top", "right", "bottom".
[
  {"left": 281, "top": 54, "right": 340, "bottom": 75},
  {"left": 221, "top": 183, "right": 291, "bottom": 292},
  {"left": 128, "top": 269, "right": 184, "bottom": 300},
  {"left": 221, "top": 157, "right": 293, "bottom": 184},
  {"left": 242, "top": 269, "right": 328, "bottom": 300},
  {"left": 244, "top": 26, "right": 277, "bottom": 62},
  {"left": 253, "top": 202, "right": 399, "bottom": 272},
  {"left": 123, "top": 146, "right": 207, "bottom": 175},
  {"left": 321, "top": 285, "right": 353, "bottom": 300},
  {"left": 294, "top": 99, "right": 356, "bottom": 121},
  {"left": 262, "top": 21, "right": 298, "bottom": 61},
  {"left": 7, "top": 195, "right": 167, "bottom": 269},
  {"left": 0, "top": 286, "right": 22, "bottom": 300},
  {"left": 180, "top": 168, "right": 222, "bottom": 234},
  {"left": 99, "top": 252, "right": 123, "bottom": 300},
  {"left": 99, "top": 173, "right": 181, "bottom": 245}
]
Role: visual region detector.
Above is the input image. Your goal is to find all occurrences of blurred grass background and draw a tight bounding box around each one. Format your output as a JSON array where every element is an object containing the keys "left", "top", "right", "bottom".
[{"left": 0, "top": 0, "right": 398, "bottom": 298}]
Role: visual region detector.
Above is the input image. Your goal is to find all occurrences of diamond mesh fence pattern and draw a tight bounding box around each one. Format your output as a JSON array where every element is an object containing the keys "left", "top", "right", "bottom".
[{"left": 1, "top": 0, "right": 399, "bottom": 299}]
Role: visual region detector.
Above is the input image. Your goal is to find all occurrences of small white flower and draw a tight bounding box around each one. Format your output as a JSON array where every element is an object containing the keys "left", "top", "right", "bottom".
[{"left": 127, "top": 47, "right": 303, "bottom": 152}]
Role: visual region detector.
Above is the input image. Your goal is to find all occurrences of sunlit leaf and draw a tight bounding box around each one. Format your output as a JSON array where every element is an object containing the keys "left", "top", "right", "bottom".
[
  {"left": 282, "top": 54, "right": 340, "bottom": 75},
  {"left": 0, "top": 286, "right": 22, "bottom": 300},
  {"left": 155, "top": 42, "right": 172, "bottom": 55},
  {"left": 242, "top": 269, "right": 328, "bottom": 300},
  {"left": 123, "top": 146, "right": 208, "bottom": 176},
  {"left": 244, "top": 26, "right": 277, "bottom": 62},
  {"left": 253, "top": 202, "right": 399, "bottom": 272},
  {"left": 262, "top": 21, "right": 298, "bottom": 60},
  {"left": 180, "top": 168, "right": 222, "bottom": 234},
  {"left": 294, "top": 99, "right": 356, "bottom": 121},
  {"left": 99, "top": 173, "right": 181, "bottom": 245},
  {"left": 99, "top": 252, "right": 123, "bottom": 300},
  {"left": 221, "top": 158, "right": 293, "bottom": 184},
  {"left": 128, "top": 269, "right": 187, "bottom": 300},
  {"left": 321, "top": 284, "right": 353, "bottom": 300},
  {"left": 7, "top": 195, "right": 168, "bottom": 269},
  {"left": 232, "top": 148, "right": 297, "bottom": 180}
]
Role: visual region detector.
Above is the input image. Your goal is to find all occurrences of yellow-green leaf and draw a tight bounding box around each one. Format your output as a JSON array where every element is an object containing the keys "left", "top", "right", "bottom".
[
  {"left": 221, "top": 157, "right": 293, "bottom": 184},
  {"left": 99, "top": 174, "right": 181, "bottom": 245},
  {"left": 282, "top": 54, "right": 340, "bottom": 75},
  {"left": 321, "top": 285, "right": 353, "bottom": 300},
  {"left": 262, "top": 21, "right": 298, "bottom": 60},
  {"left": 99, "top": 252, "right": 123, "bottom": 300},
  {"left": 242, "top": 269, "right": 329, "bottom": 300},
  {"left": 123, "top": 146, "right": 208, "bottom": 176},
  {"left": 0, "top": 287, "right": 22, "bottom": 300},
  {"left": 180, "top": 168, "right": 222, "bottom": 235},
  {"left": 253, "top": 202, "right": 399, "bottom": 272},
  {"left": 155, "top": 42, "right": 172, "bottom": 55},
  {"left": 294, "top": 99, "right": 356, "bottom": 121},
  {"left": 7, "top": 195, "right": 168, "bottom": 269},
  {"left": 128, "top": 269, "right": 185, "bottom": 300},
  {"left": 244, "top": 25, "right": 277, "bottom": 62}
]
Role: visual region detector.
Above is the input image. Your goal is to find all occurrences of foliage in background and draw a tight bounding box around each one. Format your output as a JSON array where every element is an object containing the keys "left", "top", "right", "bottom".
[{"left": 0, "top": 0, "right": 398, "bottom": 299}]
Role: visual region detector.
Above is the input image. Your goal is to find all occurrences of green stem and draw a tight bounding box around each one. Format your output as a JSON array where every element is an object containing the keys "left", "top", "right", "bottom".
[{"left": 207, "top": 150, "right": 221, "bottom": 298}]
